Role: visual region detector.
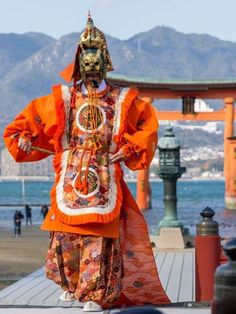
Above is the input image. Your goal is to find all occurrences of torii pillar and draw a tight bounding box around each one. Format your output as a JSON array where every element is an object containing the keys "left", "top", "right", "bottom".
[
  {"left": 136, "top": 96, "right": 154, "bottom": 211},
  {"left": 224, "top": 97, "right": 236, "bottom": 210},
  {"left": 137, "top": 168, "right": 152, "bottom": 210}
]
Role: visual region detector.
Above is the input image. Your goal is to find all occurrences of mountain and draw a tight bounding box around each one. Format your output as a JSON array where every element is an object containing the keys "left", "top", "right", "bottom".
[
  {"left": 0, "top": 27, "right": 235, "bottom": 147},
  {"left": 0, "top": 32, "right": 55, "bottom": 79},
  {"left": 0, "top": 33, "right": 79, "bottom": 114},
  {"left": 125, "top": 26, "right": 236, "bottom": 78}
]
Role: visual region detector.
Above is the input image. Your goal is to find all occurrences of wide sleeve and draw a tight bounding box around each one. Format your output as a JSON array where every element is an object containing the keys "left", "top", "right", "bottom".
[
  {"left": 3, "top": 94, "right": 57, "bottom": 162},
  {"left": 123, "top": 98, "right": 158, "bottom": 170}
]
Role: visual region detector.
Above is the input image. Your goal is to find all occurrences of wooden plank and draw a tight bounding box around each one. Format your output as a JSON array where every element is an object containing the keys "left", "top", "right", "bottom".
[
  {"left": 165, "top": 252, "right": 184, "bottom": 302},
  {"left": 0, "top": 268, "right": 44, "bottom": 301},
  {"left": 13, "top": 277, "right": 52, "bottom": 305},
  {"left": 57, "top": 299, "right": 75, "bottom": 307},
  {"left": 0, "top": 272, "right": 46, "bottom": 305},
  {"left": 40, "top": 283, "right": 84, "bottom": 308},
  {"left": 0, "top": 250, "right": 196, "bottom": 307},
  {"left": 41, "top": 284, "right": 61, "bottom": 306},
  {"left": 41, "top": 286, "right": 85, "bottom": 308},
  {"left": 157, "top": 252, "right": 175, "bottom": 290},
  {"left": 57, "top": 292, "right": 93, "bottom": 308},
  {"left": 28, "top": 281, "right": 55, "bottom": 305},
  {"left": 56, "top": 295, "right": 83, "bottom": 308},
  {"left": 178, "top": 251, "right": 194, "bottom": 302},
  {"left": 155, "top": 251, "right": 167, "bottom": 273},
  {"left": 192, "top": 250, "right": 195, "bottom": 301}
]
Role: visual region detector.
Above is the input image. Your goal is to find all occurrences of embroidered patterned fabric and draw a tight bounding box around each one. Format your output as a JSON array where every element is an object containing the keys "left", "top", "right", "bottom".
[
  {"left": 63, "top": 87, "right": 118, "bottom": 209},
  {"left": 50, "top": 84, "right": 128, "bottom": 225},
  {"left": 46, "top": 232, "right": 123, "bottom": 308},
  {"left": 63, "top": 149, "right": 110, "bottom": 207},
  {"left": 120, "top": 180, "right": 170, "bottom": 305}
]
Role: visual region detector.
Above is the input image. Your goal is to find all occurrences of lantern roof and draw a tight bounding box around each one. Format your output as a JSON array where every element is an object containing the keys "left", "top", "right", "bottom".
[{"left": 158, "top": 126, "right": 180, "bottom": 149}]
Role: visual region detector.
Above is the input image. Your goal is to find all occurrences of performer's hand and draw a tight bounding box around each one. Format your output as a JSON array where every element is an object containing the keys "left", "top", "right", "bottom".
[
  {"left": 110, "top": 147, "right": 128, "bottom": 163},
  {"left": 18, "top": 137, "right": 32, "bottom": 154}
]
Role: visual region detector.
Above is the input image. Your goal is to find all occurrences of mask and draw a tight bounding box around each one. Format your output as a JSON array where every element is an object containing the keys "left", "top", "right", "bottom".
[{"left": 79, "top": 48, "right": 106, "bottom": 81}]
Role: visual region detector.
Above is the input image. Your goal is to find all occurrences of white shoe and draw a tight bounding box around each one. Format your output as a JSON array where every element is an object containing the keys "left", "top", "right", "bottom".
[
  {"left": 59, "top": 290, "right": 76, "bottom": 302},
  {"left": 82, "top": 301, "right": 103, "bottom": 312}
]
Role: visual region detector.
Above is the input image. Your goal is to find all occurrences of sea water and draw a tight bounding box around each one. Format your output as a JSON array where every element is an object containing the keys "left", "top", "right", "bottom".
[{"left": 0, "top": 180, "right": 235, "bottom": 236}]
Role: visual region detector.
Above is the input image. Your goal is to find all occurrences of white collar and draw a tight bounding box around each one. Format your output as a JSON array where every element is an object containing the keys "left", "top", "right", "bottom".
[{"left": 81, "top": 80, "right": 107, "bottom": 95}]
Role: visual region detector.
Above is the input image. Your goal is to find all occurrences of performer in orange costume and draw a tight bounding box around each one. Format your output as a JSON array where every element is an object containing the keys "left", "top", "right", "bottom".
[{"left": 4, "top": 14, "right": 169, "bottom": 311}]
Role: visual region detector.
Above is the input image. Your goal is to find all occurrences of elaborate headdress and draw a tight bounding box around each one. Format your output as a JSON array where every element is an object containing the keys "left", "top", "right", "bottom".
[{"left": 71, "top": 12, "right": 113, "bottom": 81}]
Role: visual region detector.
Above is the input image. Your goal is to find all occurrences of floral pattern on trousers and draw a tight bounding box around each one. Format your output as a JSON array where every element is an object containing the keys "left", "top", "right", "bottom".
[{"left": 45, "top": 232, "right": 123, "bottom": 307}]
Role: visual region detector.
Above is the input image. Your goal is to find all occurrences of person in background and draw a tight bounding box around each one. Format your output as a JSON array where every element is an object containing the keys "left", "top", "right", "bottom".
[
  {"left": 3, "top": 13, "right": 169, "bottom": 311},
  {"left": 13, "top": 210, "right": 24, "bottom": 237},
  {"left": 25, "top": 204, "right": 32, "bottom": 227},
  {"left": 41, "top": 204, "right": 49, "bottom": 220}
]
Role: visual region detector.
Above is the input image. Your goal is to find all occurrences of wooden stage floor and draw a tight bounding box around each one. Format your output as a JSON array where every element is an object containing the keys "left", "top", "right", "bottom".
[{"left": 0, "top": 248, "right": 211, "bottom": 313}]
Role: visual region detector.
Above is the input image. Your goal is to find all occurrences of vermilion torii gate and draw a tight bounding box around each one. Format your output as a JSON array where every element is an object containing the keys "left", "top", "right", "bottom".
[{"left": 109, "top": 76, "right": 236, "bottom": 210}]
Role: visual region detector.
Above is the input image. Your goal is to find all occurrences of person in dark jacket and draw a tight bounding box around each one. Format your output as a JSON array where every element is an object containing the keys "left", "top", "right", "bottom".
[
  {"left": 41, "top": 204, "right": 49, "bottom": 220},
  {"left": 14, "top": 210, "right": 24, "bottom": 237},
  {"left": 25, "top": 204, "right": 32, "bottom": 227}
]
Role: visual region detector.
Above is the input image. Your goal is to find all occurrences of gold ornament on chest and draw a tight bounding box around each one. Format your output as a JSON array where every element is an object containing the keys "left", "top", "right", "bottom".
[{"left": 76, "top": 102, "right": 106, "bottom": 133}]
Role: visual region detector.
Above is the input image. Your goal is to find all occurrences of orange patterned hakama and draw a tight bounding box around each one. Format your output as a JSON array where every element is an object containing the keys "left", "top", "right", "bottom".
[{"left": 46, "top": 232, "right": 123, "bottom": 307}]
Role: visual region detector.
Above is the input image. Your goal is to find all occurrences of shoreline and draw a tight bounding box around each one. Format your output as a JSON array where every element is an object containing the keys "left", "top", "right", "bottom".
[
  {"left": 0, "top": 176, "right": 225, "bottom": 182},
  {"left": 0, "top": 176, "right": 54, "bottom": 182}
]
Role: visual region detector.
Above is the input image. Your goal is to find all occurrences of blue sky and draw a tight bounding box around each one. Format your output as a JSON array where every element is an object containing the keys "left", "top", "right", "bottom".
[{"left": 0, "top": 0, "right": 236, "bottom": 42}]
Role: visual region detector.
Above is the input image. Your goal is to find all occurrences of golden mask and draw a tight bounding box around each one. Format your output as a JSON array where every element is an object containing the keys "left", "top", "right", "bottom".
[{"left": 80, "top": 49, "right": 106, "bottom": 81}]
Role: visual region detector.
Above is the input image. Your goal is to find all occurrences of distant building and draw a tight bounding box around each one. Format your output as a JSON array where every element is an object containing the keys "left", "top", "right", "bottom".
[
  {"left": 0, "top": 148, "right": 54, "bottom": 177},
  {"left": 0, "top": 148, "right": 20, "bottom": 176},
  {"left": 194, "top": 99, "right": 213, "bottom": 112},
  {"left": 173, "top": 121, "right": 222, "bottom": 134}
]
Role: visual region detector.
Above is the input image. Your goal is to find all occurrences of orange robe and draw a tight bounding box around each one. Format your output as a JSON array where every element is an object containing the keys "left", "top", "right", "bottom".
[{"left": 3, "top": 82, "right": 170, "bottom": 305}]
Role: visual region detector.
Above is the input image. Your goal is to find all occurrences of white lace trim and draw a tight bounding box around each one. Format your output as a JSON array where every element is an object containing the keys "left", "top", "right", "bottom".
[
  {"left": 61, "top": 85, "right": 70, "bottom": 149},
  {"left": 113, "top": 87, "right": 130, "bottom": 136},
  {"left": 56, "top": 150, "right": 119, "bottom": 216}
]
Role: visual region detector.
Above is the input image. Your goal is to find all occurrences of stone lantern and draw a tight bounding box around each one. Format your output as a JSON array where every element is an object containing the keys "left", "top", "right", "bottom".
[{"left": 157, "top": 125, "right": 186, "bottom": 234}]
